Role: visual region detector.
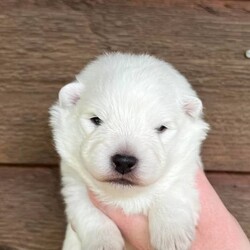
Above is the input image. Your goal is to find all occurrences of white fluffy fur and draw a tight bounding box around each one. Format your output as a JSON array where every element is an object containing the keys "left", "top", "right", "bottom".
[{"left": 50, "top": 53, "right": 209, "bottom": 250}]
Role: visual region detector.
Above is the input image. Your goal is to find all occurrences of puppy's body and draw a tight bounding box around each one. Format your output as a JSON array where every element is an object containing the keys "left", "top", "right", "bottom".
[{"left": 50, "top": 53, "right": 209, "bottom": 250}]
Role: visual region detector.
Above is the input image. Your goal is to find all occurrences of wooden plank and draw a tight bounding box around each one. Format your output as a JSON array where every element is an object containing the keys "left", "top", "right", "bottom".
[
  {"left": 0, "top": 166, "right": 65, "bottom": 250},
  {"left": 207, "top": 172, "right": 250, "bottom": 241},
  {"left": 0, "top": 1, "right": 250, "bottom": 170},
  {"left": 0, "top": 166, "right": 249, "bottom": 250}
]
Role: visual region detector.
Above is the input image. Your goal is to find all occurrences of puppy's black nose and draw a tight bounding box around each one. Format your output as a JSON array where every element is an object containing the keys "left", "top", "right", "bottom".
[{"left": 112, "top": 154, "right": 137, "bottom": 174}]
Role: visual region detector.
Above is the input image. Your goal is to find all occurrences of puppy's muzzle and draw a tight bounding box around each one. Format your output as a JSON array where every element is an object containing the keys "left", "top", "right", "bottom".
[{"left": 111, "top": 154, "right": 137, "bottom": 174}]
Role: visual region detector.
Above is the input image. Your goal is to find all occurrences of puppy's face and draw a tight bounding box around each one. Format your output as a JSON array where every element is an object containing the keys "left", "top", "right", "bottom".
[
  {"left": 51, "top": 53, "right": 208, "bottom": 191},
  {"left": 79, "top": 85, "right": 177, "bottom": 188}
]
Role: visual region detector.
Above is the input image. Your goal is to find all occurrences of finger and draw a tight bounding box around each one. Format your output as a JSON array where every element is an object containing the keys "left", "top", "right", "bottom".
[{"left": 89, "top": 191, "right": 152, "bottom": 250}]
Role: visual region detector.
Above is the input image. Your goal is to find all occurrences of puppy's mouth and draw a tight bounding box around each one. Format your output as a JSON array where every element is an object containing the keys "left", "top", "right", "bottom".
[{"left": 106, "top": 178, "right": 135, "bottom": 186}]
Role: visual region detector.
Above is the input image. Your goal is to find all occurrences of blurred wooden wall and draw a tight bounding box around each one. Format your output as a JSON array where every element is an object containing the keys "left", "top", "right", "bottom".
[
  {"left": 1, "top": 0, "right": 250, "bottom": 171},
  {"left": 0, "top": 1, "right": 250, "bottom": 249}
]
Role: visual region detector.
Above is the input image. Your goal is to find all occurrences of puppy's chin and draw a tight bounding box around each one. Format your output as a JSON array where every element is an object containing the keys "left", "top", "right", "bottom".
[
  {"left": 100, "top": 179, "right": 144, "bottom": 197},
  {"left": 95, "top": 175, "right": 145, "bottom": 191},
  {"left": 91, "top": 174, "right": 157, "bottom": 199},
  {"left": 89, "top": 171, "right": 159, "bottom": 195},
  {"left": 93, "top": 173, "right": 158, "bottom": 190},
  {"left": 105, "top": 178, "right": 137, "bottom": 187}
]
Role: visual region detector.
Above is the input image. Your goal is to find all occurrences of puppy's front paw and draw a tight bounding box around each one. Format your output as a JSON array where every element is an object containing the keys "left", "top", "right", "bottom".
[
  {"left": 150, "top": 221, "right": 194, "bottom": 250},
  {"left": 63, "top": 224, "right": 81, "bottom": 250},
  {"left": 81, "top": 223, "right": 124, "bottom": 250}
]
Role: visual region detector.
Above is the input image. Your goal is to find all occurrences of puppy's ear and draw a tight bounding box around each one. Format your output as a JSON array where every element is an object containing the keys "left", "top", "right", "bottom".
[
  {"left": 182, "top": 96, "right": 203, "bottom": 118},
  {"left": 58, "top": 80, "right": 84, "bottom": 108}
]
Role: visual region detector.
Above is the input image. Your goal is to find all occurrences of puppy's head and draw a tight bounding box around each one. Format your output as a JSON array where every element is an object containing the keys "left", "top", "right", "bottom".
[{"left": 50, "top": 53, "right": 209, "bottom": 192}]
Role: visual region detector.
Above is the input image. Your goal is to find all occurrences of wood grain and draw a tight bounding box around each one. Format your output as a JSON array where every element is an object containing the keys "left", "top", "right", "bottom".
[
  {"left": 0, "top": 166, "right": 249, "bottom": 250},
  {"left": 0, "top": 166, "right": 65, "bottom": 250},
  {"left": 0, "top": 1, "right": 250, "bottom": 170},
  {"left": 208, "top": 172, "right": 250, "bottom": 240}
]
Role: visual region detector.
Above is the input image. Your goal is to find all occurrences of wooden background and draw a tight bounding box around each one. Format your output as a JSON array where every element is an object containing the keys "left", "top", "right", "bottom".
[{"left": 0, "top": 0, "right": 249, "bottom": 249}]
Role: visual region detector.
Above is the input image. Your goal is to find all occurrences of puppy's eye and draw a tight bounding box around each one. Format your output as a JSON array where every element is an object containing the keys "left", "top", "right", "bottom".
[
  {"left": 156, "top": 125, "right": 168, "bottom": 133},
  {"left": 90, "top": 117, "right": 102, "bottom": 126}
]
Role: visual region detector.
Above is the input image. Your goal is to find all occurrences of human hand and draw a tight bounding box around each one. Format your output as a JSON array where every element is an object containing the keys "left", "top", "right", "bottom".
[{"left": 89, "top": 170, "right": 250, "bottom": 250}]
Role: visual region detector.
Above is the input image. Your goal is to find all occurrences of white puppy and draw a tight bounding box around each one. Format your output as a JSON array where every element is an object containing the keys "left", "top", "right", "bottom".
[{"left": 50, "top": 52, "right": 209, "bottom": 250}]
